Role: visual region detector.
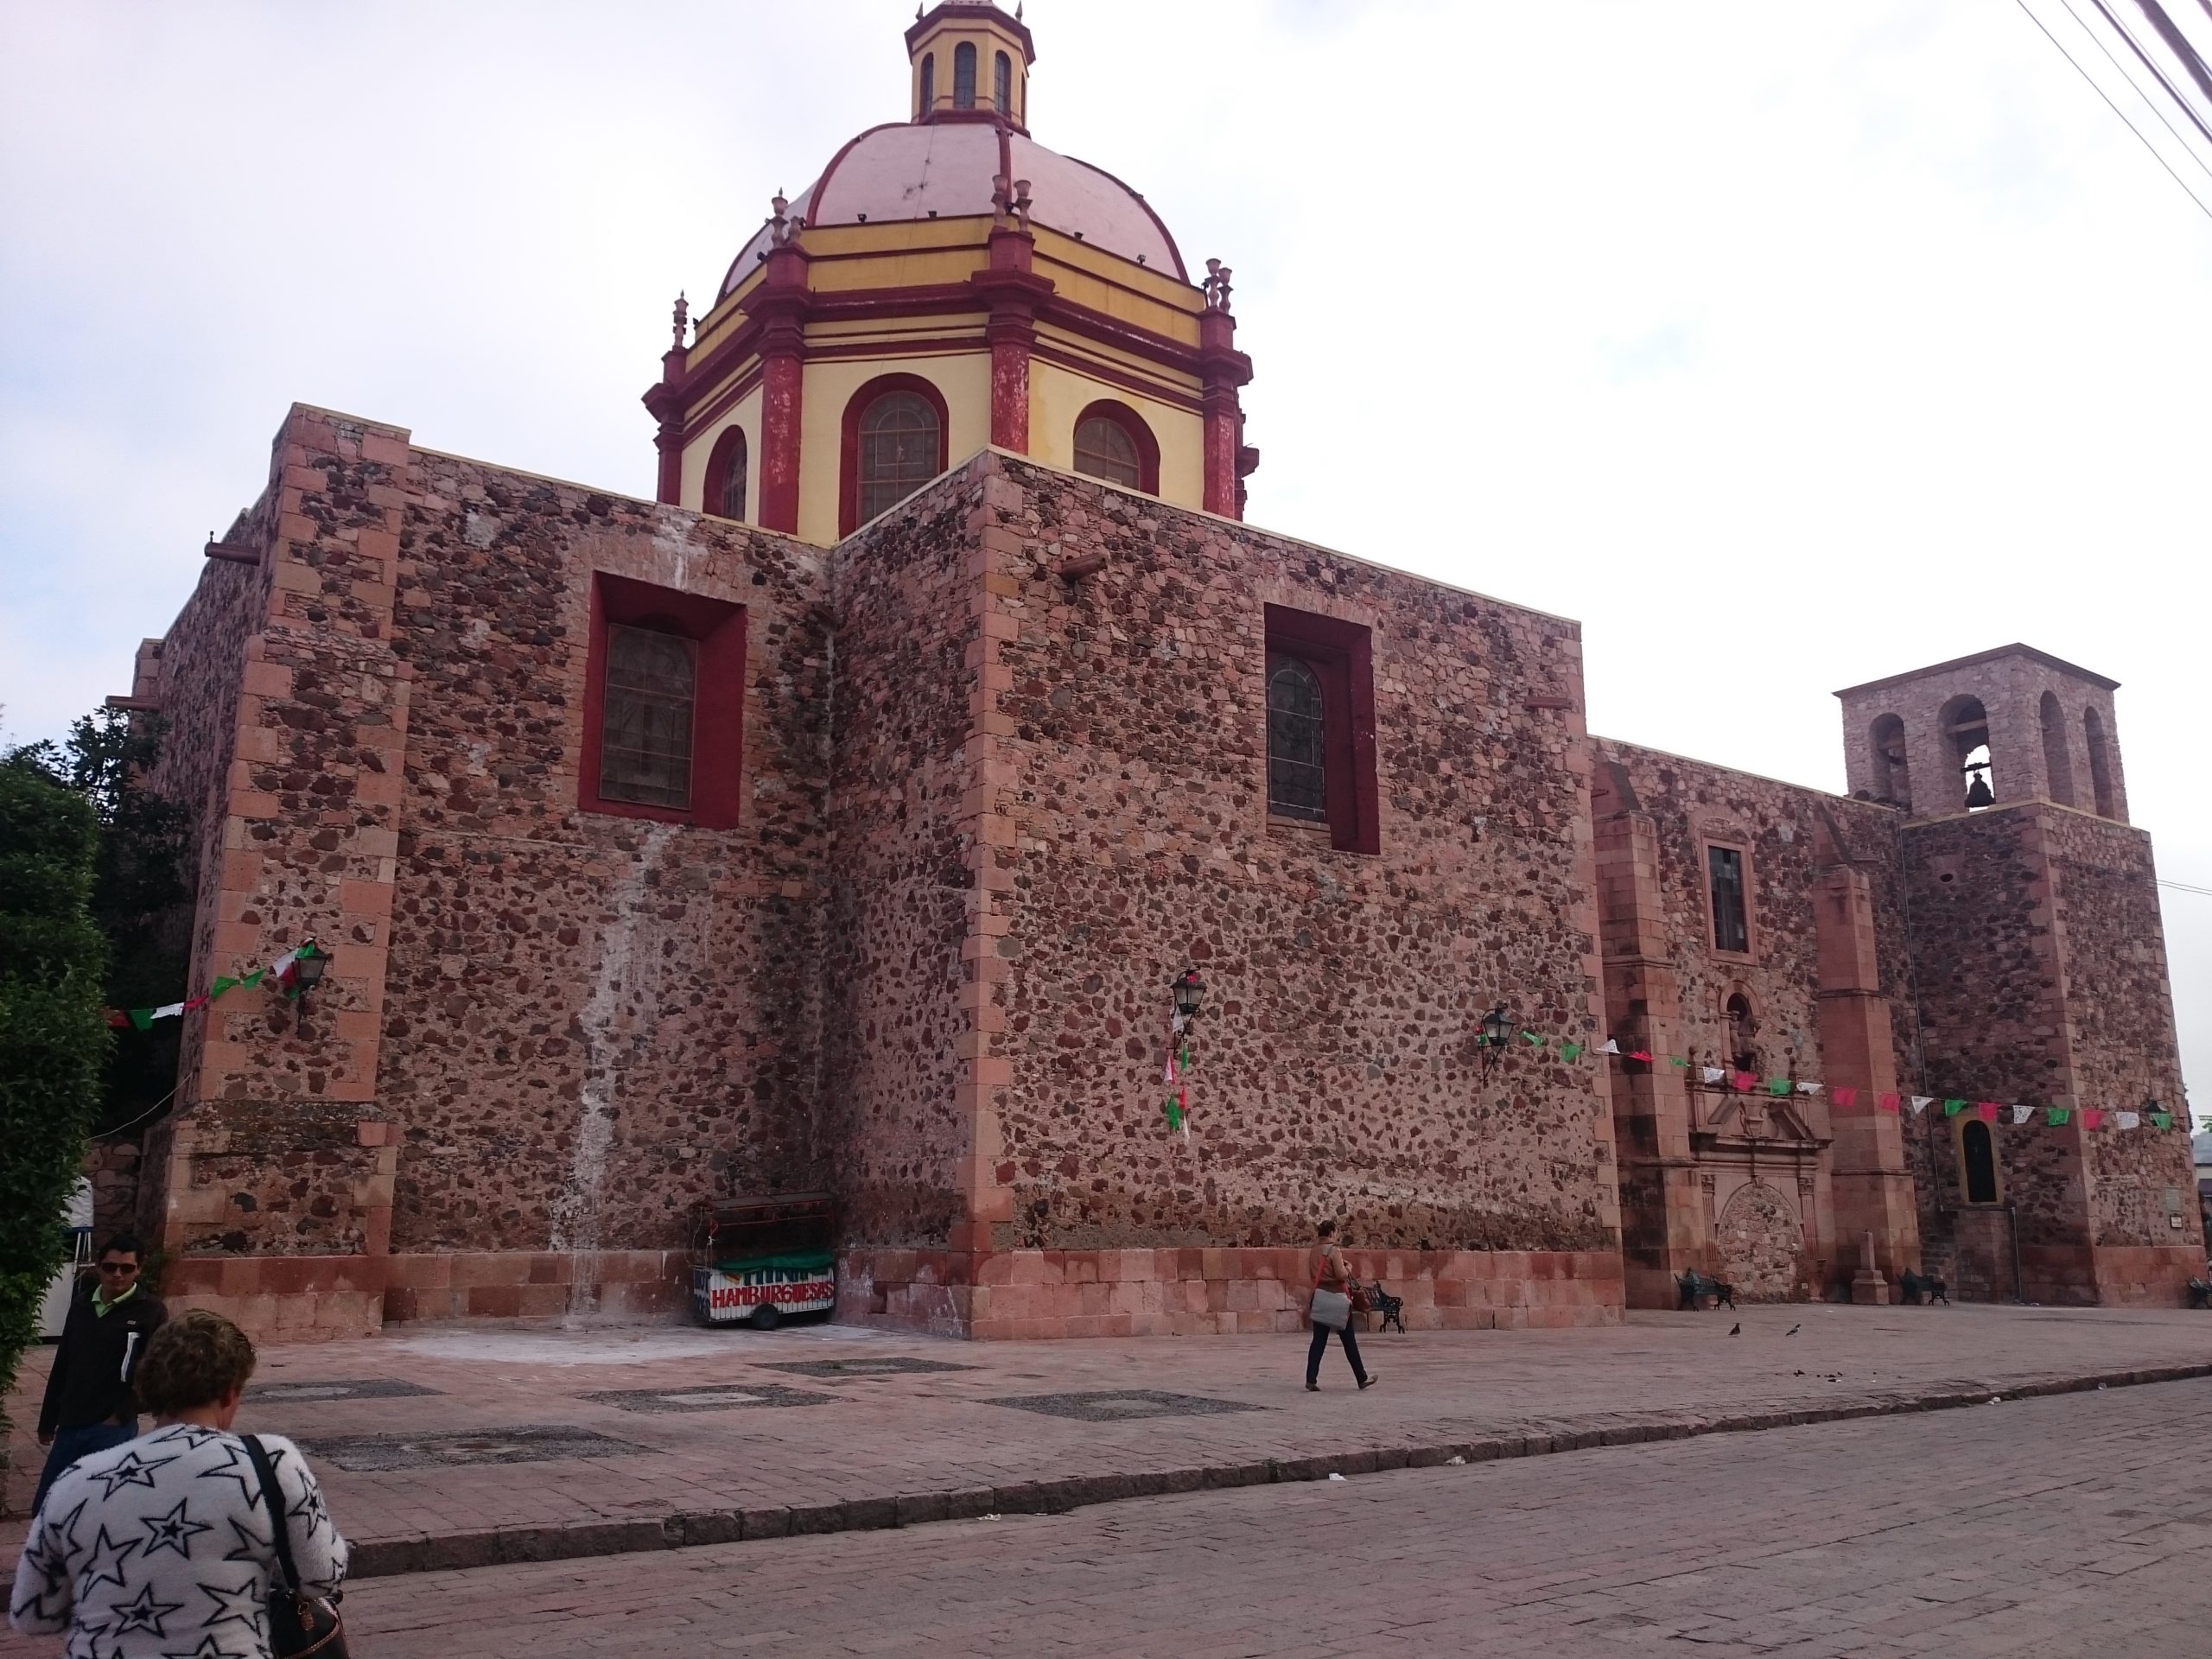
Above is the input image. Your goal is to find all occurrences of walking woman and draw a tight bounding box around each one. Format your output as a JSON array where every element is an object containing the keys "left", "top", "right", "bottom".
[
  {"left": 1306, "top": 1218, "right": 1376, "bottom": 1392},
  {"left": 10, "top": 1308, "right": 349, "bottom": 1657}
]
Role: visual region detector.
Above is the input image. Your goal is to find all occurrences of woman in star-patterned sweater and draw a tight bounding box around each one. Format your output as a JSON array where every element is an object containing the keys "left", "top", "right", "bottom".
[{"left": 10, "top": 1309, "right": 347, "bottom": 1658}]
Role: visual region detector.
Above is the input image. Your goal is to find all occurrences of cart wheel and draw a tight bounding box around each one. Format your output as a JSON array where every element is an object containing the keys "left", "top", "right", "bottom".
[{"left": 751, "top": 1303, "right": 781, "bottom": 1332}]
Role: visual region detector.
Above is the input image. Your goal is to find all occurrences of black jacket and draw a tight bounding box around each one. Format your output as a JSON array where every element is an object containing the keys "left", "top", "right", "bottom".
[{"left": 38, "top": 1279, "right": 166, "bottom": 1435}]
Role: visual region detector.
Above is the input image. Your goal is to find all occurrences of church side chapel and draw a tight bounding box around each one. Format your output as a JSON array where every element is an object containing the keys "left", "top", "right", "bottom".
[{"left": 105, "top": 3, "right": 2200, "bottom": 1341}]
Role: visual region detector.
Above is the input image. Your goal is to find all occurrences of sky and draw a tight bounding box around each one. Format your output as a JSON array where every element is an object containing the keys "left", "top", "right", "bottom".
[{"left": 3, "top": 1, "right": 2208, "bottom": 1118}]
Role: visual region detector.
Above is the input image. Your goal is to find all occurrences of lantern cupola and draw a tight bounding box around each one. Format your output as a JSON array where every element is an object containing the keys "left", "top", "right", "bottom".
[{"left": 908, "top": 2, "right": 1035, "bottom": 130}]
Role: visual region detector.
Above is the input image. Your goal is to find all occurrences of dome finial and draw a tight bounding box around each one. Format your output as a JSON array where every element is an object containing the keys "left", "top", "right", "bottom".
[{"left": 671, "top": 290, "right": 689, "bottom": 348}]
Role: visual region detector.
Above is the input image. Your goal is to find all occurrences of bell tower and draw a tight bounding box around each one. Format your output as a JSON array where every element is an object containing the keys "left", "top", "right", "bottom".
[
  {"left": 1835, "top": 643, "right": 2127, "bottom": 821},
  {"left": 1834, "top": 646, "right": 2196, "bottom": 1305},
  {"left": 908, "top": 2, "right": 1035, "bottom": 131}
]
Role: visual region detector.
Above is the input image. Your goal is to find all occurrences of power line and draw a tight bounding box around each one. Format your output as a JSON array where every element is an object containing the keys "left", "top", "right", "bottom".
[
  {"left": 2071, "top": 0, "right": 2212, "bottom": 171},
  {"left": 2017, "top": 0, "right": 2212, "bottom": 220},
  {"left": 2160, "top": 877, "right": 2212, "bottom": 897}
]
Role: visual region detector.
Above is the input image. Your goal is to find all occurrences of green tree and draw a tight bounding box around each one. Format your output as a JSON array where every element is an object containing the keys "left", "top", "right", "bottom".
[
  {"left": 9, "top": 711, "right": 192, "bottom": 1133},
  {"left": 0, "top": 751, "right": 109, "bottom": 1444}
]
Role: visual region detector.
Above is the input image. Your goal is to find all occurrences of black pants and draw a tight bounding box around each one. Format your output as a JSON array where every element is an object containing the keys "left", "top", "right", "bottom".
[{"left": 1306, "top": 1319, "right": 1367, "bottom": 1386}]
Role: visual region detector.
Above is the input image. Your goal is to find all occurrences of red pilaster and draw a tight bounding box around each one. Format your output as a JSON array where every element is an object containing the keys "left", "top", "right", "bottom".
[
  {"left": 645, "top": 342, "right": 690, "bottom": 506},
  {"left": 1198, "top": 308, "right": 1253, "bottom": 519},
  {"left": 973, "top": 229, "right": 1052, "bottom": 456},
  {"left": 754, "top": 245, "right": 811, "bottom": 536}
]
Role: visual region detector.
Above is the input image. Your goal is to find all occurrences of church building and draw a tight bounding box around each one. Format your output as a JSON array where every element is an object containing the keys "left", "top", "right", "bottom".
[{"left": 107, "top": 3, "right": 2201, "bottom": 1340}]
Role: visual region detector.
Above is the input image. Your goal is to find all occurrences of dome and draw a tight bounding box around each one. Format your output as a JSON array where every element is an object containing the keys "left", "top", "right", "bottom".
[{"left": 719, "top": 122, "right": 1186, "bottom": 298}]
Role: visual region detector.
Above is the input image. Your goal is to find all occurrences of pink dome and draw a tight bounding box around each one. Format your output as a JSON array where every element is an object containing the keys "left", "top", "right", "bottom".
[{"left": 719, "top": 123, "right": 1185, "bottom": 297}]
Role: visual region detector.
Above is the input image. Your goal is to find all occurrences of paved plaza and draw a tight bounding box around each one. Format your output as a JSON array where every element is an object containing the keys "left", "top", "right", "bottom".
[
  {"left": 5, "top": 1302, "right": 2208, "bottom": 1586},
  {"left": 54, "top": 1375, "right": 2210, "bottom": 1658}
]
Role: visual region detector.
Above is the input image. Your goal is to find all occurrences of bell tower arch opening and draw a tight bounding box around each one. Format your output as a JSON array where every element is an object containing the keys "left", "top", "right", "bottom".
[
  {"left": 1867, "top": 713, "right": 1911, "bottom": 810},
  {"left": 2084, "top": 706, "right": 2117, "bottom": 818},
  {"left": 1940, "top": 696, "right": 1993, "bottom": 811},
  {"left": 2039, "top": 690, "right": 2075, "bottom": 806}
]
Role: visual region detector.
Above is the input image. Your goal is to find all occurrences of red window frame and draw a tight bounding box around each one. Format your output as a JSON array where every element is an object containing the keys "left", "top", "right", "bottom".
[
  {"left": 580, "top": 572, "right": 747, "bottom": 829},
  {"left": 839, "top": 372, "right": 951, "bottom": 537},
  {"left": 1262, "top": 603, "right": 1379, "bottom": 855}
]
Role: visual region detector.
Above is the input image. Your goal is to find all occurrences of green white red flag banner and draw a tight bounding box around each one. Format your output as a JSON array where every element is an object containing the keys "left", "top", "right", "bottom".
[{"left": 104, "top": 940, "right": 326, "bottom": 1031}]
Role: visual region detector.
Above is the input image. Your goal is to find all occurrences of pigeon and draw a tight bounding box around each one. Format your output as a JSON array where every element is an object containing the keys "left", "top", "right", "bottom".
[
  {"left": 1729, "top": 1322, "right": 1741, "bottom": 1336},
  {"left": 1785, "top": 1324, "right": 1801, "bottom": 1336}
]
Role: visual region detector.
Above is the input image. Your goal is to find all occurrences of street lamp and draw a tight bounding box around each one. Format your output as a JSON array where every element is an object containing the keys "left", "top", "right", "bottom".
[
  {"left": 1480, "top": 1003, "right": 1515, "bottom": 1075},
  {"left": 293, "top": 938, "right": 330, "bottom": 999},
  {"left": 289, "top": 938, "right": 332, "bottom": 1039},
  {"left": 1170, "top": 969, "right": 1205, "bottom": 1024}
]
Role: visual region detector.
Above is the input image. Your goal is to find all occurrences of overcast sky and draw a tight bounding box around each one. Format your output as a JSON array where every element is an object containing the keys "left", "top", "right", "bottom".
[{"left": 3, "top": 2, "right": 2207, "bottom": 1116}]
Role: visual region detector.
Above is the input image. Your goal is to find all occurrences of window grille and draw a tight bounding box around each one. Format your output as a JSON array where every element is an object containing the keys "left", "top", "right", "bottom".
[
  {"left": 1708, "top": 845, "right": 1749, "bottom": 954},
  {"left": 718, "top": 432, "right": 747, "bottom": 521},
  {"left": 1073, "top": 416, "right": 1141, "bottom": 487},
  {"left": 1267, "top": 654, "right": 1328, "bottom": 823},
  {"left": 857, "top": 391, "right": 940, "bottom": 522},
  {"left": 600, "top": 624, "right": 697, "bottom": 809}
]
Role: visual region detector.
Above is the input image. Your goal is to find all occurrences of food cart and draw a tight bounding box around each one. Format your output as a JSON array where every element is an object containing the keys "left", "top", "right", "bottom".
[{"left": 690, "top": 1191, "right": 837, "bottom": 1329}]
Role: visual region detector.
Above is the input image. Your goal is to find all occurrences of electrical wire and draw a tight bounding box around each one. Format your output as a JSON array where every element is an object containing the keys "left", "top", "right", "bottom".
[
  {"left": 2071, "top": 0, "right": 2212, "bottom": 170},
  {"left": 2159, "top": 877, "right": 2212, "bottom": 897},
  {"left": 96, "top": 1084, "right": 178, "bottom": 1141},
  {"left": 2017, "top": 0, "right": 2212, "bottom": 220}
]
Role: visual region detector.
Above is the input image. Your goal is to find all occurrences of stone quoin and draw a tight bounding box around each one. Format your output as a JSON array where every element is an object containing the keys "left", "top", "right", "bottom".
[{"left": 102, "top": 3, "right": 2201, "bottom": 1339}]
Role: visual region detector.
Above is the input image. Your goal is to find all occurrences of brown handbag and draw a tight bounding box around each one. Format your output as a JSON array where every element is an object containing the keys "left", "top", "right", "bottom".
[{"left": 243, "top": 1434, "right": 348, "bottom": 1658}]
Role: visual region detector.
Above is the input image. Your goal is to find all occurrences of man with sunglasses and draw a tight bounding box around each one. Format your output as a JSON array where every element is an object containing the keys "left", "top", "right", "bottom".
[{"left": 31, "top": 1233, "right": 166, "bottom": 1515}]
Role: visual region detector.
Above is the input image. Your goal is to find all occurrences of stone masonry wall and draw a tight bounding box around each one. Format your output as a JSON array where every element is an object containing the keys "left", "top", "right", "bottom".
[
  {"left": 1593, "top": 744, "right": 1910, "bottom": 1087},
  {"left": 980, "top": 457, "right": 1621, "bottom": 1260},
  {"left": 816, "top": 471, "right": 981, "bottom": 1256},
  {"left": 1899, "top": 804, "right": 2087, "bottom": 1281},
  {"left": 2041, "top": 809, "right": 2200, "bottom": 1273},
  {"left": 1589, "top": 743, "right": 1917, "bottom": 1299},
  {"left": 375, "top": 447, "right": 831, "bottom": 1286},
  {"left": 128, "top": 495, "right": 276, "bottom": 1240}
]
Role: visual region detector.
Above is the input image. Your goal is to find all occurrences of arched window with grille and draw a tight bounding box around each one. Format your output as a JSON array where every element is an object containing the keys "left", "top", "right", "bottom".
[
  {"left": 1074, "top": 416, "right": 1139, "bottom": 486},
  {"left": 843, "top": 377, "right": 948, "bottom": 535},
  {"left": 1071, "top": 401, "right": 1158, "bottom": 493},
  {"left": 994, "top": 50, "right": 1012, "bottom": 115},
  {"left": 918, "top": 53, "right": 935, "bottom": 117},
  {"left": 708, "top": 427, "right": 748, "bottom": 522},
  {"left": 953, "top": 41, "right": 977, "bottom": 109},
  {"left": 1267, "top": 655, "right": 1328, "bottom": 823}
]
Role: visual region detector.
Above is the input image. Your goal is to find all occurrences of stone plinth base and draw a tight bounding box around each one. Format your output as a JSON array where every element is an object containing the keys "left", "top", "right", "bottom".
[
  {"left": 159, "top": 1249, "right": 692, "bottom": 1341},
  {"left": 838, "top": 1247, "right": 1625, "bottom": 1339}
]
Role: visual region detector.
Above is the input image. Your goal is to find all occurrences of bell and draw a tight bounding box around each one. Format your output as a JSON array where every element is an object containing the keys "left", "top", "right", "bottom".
[{"left": 1964, "top": 768, "right": 1994, "bottom": 810}]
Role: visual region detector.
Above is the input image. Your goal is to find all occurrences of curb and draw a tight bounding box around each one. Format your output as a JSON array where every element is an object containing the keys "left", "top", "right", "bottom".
[{"left": 346, "top": 1360, "right": 2212, "bottom": 1579}]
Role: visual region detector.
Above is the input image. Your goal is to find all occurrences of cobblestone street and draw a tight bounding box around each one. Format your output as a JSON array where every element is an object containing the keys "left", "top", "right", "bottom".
[{"left": 318, "top": 1376, "right": 2212, "bottom": 1656}]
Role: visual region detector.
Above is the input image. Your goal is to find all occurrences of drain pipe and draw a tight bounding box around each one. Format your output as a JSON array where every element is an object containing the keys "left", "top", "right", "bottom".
[{"left": 2006, "top": 1199, "right": 2024, "bottom": 1303}]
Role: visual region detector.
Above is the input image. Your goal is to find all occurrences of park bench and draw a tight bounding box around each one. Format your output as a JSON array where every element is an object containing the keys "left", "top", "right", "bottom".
[
  {"left": 1898, "top": 1268, "right": 1949, "bottom": 1305},
  {"left": 1675, "top": 1270, "right": 1737, "bottom": 1311},
  {"left": 1363, "top": 1280, "right": 1406, "bottom": 1334}
]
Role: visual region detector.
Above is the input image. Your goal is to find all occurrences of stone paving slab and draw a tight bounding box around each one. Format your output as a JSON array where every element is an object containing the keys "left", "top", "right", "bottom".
[
  {"left": 296, "top": 1377, "right": 2212, "bottom": 1658},
  {"left": 4, "top": 1303, "right": 2207, "bottom": 1583}
]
